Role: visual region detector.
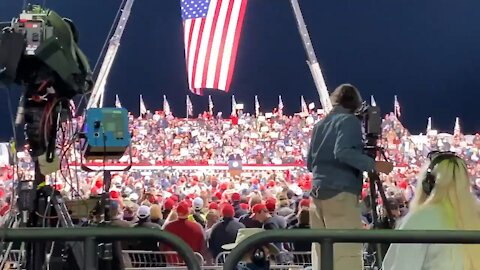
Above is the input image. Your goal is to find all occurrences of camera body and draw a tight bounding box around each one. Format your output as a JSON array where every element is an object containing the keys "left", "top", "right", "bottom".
[
  {"left": 0, "top": 5, "right": 92, "bottom": 98},
  {"left": 11, "top": 6, "right": 54, "bottom": 57},
  {"left": 357, "top": 105, "right": 382, "bottom": 158}
]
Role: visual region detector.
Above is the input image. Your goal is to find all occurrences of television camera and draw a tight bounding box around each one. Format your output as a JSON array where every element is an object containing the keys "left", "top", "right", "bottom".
[
  {"left": 0, "top": 4, "right": 132, "bottom": 270},
  {"left": 0, "top": 4, "right": 93, "bottom": 160},
  {"left": 357, "top": 104, "right": 396, "bottom": 265}
]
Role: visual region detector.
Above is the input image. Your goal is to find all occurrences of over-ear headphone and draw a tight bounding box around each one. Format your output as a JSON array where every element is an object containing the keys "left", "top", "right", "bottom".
[
  {"left": 251, "top": 247, "right": 267, "bottom": 266},
  {"left": 423, "top": 151, "right": 459, "bottom": 195}
]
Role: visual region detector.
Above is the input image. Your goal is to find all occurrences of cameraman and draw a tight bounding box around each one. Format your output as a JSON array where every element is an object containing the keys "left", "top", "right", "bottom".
[{"left": 307, "top": 84, "right": 393, "bottom": 270}]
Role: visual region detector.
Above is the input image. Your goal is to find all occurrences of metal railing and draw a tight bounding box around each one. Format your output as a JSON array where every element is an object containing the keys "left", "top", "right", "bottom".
[
  {"left": 0, "top": 227, "right": 201, "bottom": 270},
  {"left": 223, "top": 229, "right": 480, "bottom": 270}
]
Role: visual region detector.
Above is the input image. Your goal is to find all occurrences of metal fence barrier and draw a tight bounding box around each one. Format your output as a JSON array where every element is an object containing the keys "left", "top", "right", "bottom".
[
  {"left": 223, "top": 229, "right": 480, "bottom": 270},
  {"left": 0, "top": 227, "right": 201, "bottom": 270}
]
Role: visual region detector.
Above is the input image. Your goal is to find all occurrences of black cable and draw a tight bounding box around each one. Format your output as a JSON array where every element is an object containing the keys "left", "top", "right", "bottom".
[{"left": 92, "top": 0, "right": 125, "bottom": 75}]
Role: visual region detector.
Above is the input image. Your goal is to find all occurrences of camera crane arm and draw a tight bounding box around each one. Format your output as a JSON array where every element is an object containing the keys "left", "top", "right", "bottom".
[
  {"left": 86, "top": 0, "right": 135, "bottom": 109},
  {"left": 289, "top": 0, "right": 332, "bottom": 113}
]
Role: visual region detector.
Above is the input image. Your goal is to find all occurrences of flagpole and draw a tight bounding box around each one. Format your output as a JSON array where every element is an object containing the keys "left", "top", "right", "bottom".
[{"left": 186, "top": 95, "right": 188, "bottom": 119}]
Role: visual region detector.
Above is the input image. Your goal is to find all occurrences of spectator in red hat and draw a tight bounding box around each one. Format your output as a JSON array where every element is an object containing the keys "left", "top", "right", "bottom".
[
  {"left": 249, "top": 204, "right": 271, "bottom": 226},
  {"left": 208, "top": 204, "right": 245, "bottom": 260},
  {"left": 163, "top": 201, "right": 205, "bottom": 255},
  {"left": 265, "top": 199, "right": 286, "bottom": 229},
  {"left": 238, "top": 195, "right": 263, "bottom": 228},
  {"left": 230, "top": 192, "right": 247, "bottom": 218},
  {"left": 213, "top": 192, "right": 223, "bottom": 202},
  {"left": 239, "top": 202, "right": 248, "bottom": 210},
  {"left": 287, "top": 198, "right": 311, "bottom": 228},
  {"left": 162, "top": 198, "right": 175, "bottom": 218},
  {"left": 299, "top": 198, "right": 311, "bottom": 210},
  {"left": 208, "top": 202, "right": 219, "bottom": 210}
]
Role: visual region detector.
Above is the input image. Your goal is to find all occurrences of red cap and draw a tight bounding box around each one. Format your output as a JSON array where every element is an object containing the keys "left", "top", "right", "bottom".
[
  {"left": 221, "top": 204, "right": 235, "bottom": 218},
  {"left": 265, "top": 199, "right": 276, "bottom": 212},
  {"left": 176, "top": 201, "right": 190, "bottom": 217},
  {"left": 219, "top": 183, "right": 228, "bottom": 191},
  {"left": 215, "top": 192, "right": 223, "bottom": 200},
  {"left": 240, "top": 203, "right": 249, "bottom": 210},
  {"left": 163, "top": 198, "right": 175, "bottom": 210},
  {"left": 267, "top": 180, "right": 275, "bottom": 187},
  {"left": 300, "top": 198, "right": 310, "bottom": 208},
  {"left": 110, "top": 190, "right": 119, "bottom": 199},
  {"left": 231, "top": 192, "right": 241, "bottom": 202},
  {"left": 250, "top": 204, "right": 267, "bottom": 218},
  {"left": 398, "top": 180, "right": 408, "bottom": 189},
  {"left": 95, "top": 180, "right": 103, "bottom": 189},
  {"left": 208, "top": 202, "right": 219, "bottom": 210}
]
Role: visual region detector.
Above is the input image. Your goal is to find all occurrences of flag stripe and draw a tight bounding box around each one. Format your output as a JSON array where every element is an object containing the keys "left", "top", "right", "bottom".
[
  {"left": 201, "top": 0, "right": 222, "bottom": 87},
  {"left": 191, "top": 18, "right": 207, "bottom": 90},
  {"left": 185, "top": 20, "right": 196, "bottom": 89},
  {"left": 213, "top": 0, "right": 234, "bottom": 89},
  {"left": 225, "top": 0, "right": 247, "bottom": 91},
  {"left": 206, "top": 0, "right": 230, "bottom": 87},
  {"left": 195, "top": 0, "right": 218, "bottom": 87},
  {"left": 219, "top": 0, "right": 241, "bottom": 89}
]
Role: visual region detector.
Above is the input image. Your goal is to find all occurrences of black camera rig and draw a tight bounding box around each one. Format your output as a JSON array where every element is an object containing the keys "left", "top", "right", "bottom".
[
  {"left": 0, "top": 4, "right": 94, "bottom": 270},
  {"left": 358, "top": 103, "right": 396, "bottom": 266},
  {"left": 0, "top": 4, "right": 93, "bottom": 159}
]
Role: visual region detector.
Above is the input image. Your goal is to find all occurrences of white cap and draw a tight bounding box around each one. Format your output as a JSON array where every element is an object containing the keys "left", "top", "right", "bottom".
[
  {"left": 193, "top": 197, "right": 204, "bottom": 211},
  {"left": 129, "top": 193, "right": 139, "bottom": 201},
  {"left": 137, "top": 205, "right": 150, "bottom": 219},
  {"left": 123, "top": 187, "right": 133, "bottom": 195}
]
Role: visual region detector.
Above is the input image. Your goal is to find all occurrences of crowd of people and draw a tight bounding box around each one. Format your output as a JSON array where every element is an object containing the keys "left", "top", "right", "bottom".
[{"left": 0, "top": 104, "right": 479, "bottom": 269}]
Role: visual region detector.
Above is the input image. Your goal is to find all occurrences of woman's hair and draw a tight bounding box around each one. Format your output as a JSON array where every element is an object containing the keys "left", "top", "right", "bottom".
[
  {"left": 297, "top": 209, "right": 309, "bottom": 225},
  {"left": 162, "top": 210, "right": 178, "bottom": 229},
  {"left": 205, "top": 209, "right": 219, "bottom": 228},
  {"left": 410, "top": 156, "right": 480, "bottom": 269},
  {"left": 150, "top": 204, "right": 163, "bottom": 221}
]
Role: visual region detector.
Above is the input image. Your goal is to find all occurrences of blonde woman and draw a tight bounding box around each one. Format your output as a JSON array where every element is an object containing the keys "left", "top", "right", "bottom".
[{"left": 383, "top": 151, "right": 480, "bottom": 270}]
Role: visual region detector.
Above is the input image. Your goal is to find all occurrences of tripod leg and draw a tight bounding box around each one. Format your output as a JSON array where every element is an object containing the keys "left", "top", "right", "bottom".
[
  {"left": 367, "top": 172, "right": 385, "bottom": 269},
  {"left": 25, "top": 161, "right": 46, "bottom": 270}
]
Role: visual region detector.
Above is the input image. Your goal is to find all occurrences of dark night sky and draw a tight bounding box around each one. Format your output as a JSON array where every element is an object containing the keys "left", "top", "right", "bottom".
[{"left": 1, "top": 0, "right": 480, "bottom": 141}]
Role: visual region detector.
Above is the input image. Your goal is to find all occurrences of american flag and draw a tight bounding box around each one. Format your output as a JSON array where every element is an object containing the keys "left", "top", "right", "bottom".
[
  {"left": 163, "top": 95, "right": 172, "bottom": 115},
  {"left": 278, "top": 95, "right": 284, "bottom": 115},
  {"left": 231, "top": 95, "right": 237, "bottom": 116},
  {"left": 186, "top": 95, "right": 193, "bottom": 116},
  {"left": 208, "top": 95, "right": 214, "bottom": 114},
  {"left": 300, "top": 95, "right": 308, "bottom": 113},
  {"left": 454, "top": 117, "right": 461, "bottom": 136},
  {"left": 181, "top": 0, "right": 248, "bottom": 95},
  {"left": 370, "top": 95, "right": 376, "bottom": 107},
  {"left": 115, "top": 94, "right": 122, "bottom": 108},
  {"left": 394, "top": 95, "right": 401, "bottom": 117},
  {"left": 140, "top": 95, "right": 147, "bottom": 116}
]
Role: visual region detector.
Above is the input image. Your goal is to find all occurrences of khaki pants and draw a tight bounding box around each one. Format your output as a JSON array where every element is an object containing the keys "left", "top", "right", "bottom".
[{"left": 310, "top": 192, "right": 364, "bottom": 270}]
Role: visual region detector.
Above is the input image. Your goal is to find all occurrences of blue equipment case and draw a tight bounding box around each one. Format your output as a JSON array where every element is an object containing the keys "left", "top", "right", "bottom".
[{"left": 83, "top": 108, "right": 130, "bottom": 160}]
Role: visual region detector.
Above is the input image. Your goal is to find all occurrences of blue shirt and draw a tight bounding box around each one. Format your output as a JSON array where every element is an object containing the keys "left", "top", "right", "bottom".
[{"left": 307, "top": 106, "right": 375, "bottom": 197}]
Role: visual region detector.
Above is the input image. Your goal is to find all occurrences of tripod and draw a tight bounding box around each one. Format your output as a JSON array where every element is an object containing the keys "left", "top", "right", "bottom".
[
  {"left": 23, "top": 161, "right": 85, "bottom": 270},
  {"left": 365, "top": 145, "right": 395, "bottom": 268}
]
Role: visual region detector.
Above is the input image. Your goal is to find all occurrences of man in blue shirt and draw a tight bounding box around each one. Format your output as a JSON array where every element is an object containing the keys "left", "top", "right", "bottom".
[{"left": 307, "top": 84, "right": 393, "bottom": 270}]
